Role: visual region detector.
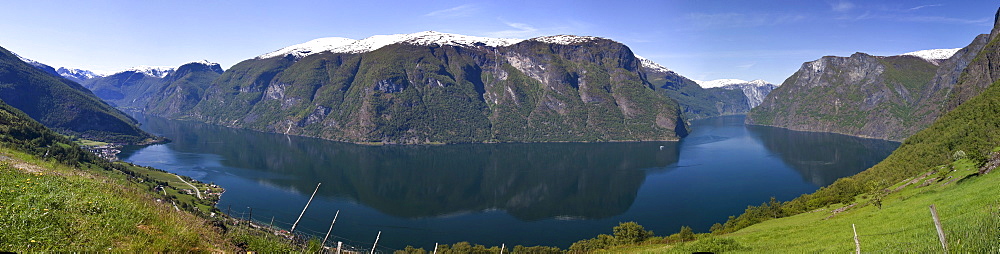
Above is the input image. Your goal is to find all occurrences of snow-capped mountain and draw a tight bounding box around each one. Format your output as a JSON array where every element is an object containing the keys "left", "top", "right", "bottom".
[
  {"left": 695, "top": 79, "right": 771, "bottom": 89},
  {"left": 117, "top": 65, "right": 175, "bottom": 78},
  {"left": 900, "top": 48, "right": 961, "bottom": 61},
  {"left": 12, "top": 53, "right": 61, "bottom": 76},
  {"left": 258, "top": 31, "right": 524, "bottom": 59},
  {"left": 14, "top": 54, "right": 47, "bottom": 69},
  {"left": 695, "top": 79, "right": 776, "bottom": 108},
  {"left": 57, "top": 67, "right": 100, "bottom": 83}
]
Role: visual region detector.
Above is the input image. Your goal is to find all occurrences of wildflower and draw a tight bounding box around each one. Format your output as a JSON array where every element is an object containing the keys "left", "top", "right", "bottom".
[
  {"left": 43, "top": 209, "right": 48, "bottom": 211},
  {"left": 30, "top": 240, "right": 35, "bottom": 243}
]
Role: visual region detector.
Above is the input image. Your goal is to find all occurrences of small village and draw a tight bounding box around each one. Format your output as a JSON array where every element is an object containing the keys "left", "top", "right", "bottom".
[{"left": 85, "top": 144, "right": 122, "bottom": 161}]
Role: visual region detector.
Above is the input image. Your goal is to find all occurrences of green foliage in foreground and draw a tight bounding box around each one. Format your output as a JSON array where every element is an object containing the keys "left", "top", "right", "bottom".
[
  {"left": 392, "top": 222, "right": 661, "bottom": 254},
  {"left": 596, "top": 162, "right": 999, "bottom": 253},
  {"left": 0, "top": 156, "right": 227, "bottom": 251}
]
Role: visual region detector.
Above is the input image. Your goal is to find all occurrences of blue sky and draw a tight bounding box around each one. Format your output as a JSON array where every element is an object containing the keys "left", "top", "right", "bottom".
[{"left": 0, "top": 0, "right": 995, "bottom": 84}]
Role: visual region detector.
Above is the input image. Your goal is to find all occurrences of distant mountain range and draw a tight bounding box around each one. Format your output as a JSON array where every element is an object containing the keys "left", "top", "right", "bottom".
[
  {"left": 695, "top": 79, "right": 776, "bottom": 109},
  {"left": 0, "top": 46, "right": 154, "bottom": 144}
]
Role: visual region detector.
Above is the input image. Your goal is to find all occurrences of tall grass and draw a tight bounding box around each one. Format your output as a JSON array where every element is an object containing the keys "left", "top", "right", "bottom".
[{"left": 0, "top": 152, "right": 229, "bottom": 251}]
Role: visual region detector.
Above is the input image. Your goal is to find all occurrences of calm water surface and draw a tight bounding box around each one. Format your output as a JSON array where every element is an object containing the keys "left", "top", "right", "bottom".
[{"left": 120, "top": 115, "right": 898, "bottom": 249}]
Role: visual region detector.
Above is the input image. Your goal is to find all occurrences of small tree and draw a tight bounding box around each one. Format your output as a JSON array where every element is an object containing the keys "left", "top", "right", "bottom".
[
  {"left": 867, "top": 179, "right": 888, "bottom": 209},
  {"left": 952, "top": 150, "right": 967, "bottom": 161},
  {"left": 678, "top": 226, "right": 695, "bottom": 241},
  {"left": 613, "top": 222, "right": 654, "bottom": 245},
  {"left": 709, "top": 223, "right": 724, "bottom": 235}
]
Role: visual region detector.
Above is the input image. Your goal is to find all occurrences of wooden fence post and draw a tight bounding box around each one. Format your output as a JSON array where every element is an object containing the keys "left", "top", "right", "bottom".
[
  {"left": 291, "top": 183, "right": 321, "bottom": 234},
  {"left": 852, "top": 224, "right": 860, "bottom": 254},
  {"left": 322, "top": 210, "right": 340, "bottom": 247},
  {"left": 370, "top": 231, "right": 381, "bottom": 254},
  {"left": 930, "top": 205, "right": 948, "bottom": 253}
]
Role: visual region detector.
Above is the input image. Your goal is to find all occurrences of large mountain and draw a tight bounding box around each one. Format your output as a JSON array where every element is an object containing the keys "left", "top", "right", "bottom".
[
  {"left": 162, "top": 31, "right": 687, "bottom": 144},
  {"left": 144, "top": 61, "right": 224, "bottom": 117},
  {"left": 747, "top": 21, "right": 995, "bottom": 141},
  {"left": 0, "top": 46, "right": 154, "bottom": 143}
]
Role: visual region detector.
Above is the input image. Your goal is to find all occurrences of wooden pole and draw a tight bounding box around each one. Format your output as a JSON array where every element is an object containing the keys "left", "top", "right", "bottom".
[
  {"left": 269, "top": 216, "right": 275, "bottom": 228},
  {"left": 930, "top": 205, "right": 949, "bottom": 253},
  {"left": 433, "top": 243, "right": 438, "bottom": 254},
  {"left": 291, "top": 183, "right": 321, "bottom": 234},
  {"left": 337, "top": 241, "right": 343, "bottom": 254},
  {"left": 370, "top": 231, "right": 381, "bottom": 254},
  {"left": 852, "top": 224, "right": 860, "bottom": 254},
  {"left": 322, "top": 210, "right": 340, "bottom": 247},
  {"left": 247, "top": 207, "right": 253, "bottom": 226},
  {"left": 500, "top": 243, "right": 505, "bottom": 253}
]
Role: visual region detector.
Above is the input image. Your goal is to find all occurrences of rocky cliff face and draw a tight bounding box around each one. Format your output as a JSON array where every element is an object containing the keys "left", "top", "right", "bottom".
[
  {"left": 719, "top": 81, "right": 777, "bottom": 109},
  {"left": 175, "top": 34, "right": 686, "bottom": 144},
  {"left": 748, "top": 9, "right": 1000, "bottom": 141},
  {"left": 747, "top": 53, "right": 939, "bottom": 140},
  {"left": 946, "top": 9, "right": 1000, "bottom": 111}
]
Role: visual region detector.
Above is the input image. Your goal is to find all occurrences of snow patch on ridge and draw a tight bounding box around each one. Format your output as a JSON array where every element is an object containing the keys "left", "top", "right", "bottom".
[
  {"left": 258, "top": 31, "right": 524, "bottom": 59},
  {"left": 900, "top": 48, "right": 961, "bottom": 61},
  {"left": 117, "top": 65, "right": 175, "bottom": 78},
  {"left": 185, "top": 60, "right": 217, "bottom": 66},
  {"left": 695, "top": 79, "right": 747, "bottom": 88},
  {"left": 58, "top": 68, "right": 99, "bottom": 80},
  {"left": 529, "top": 35, "right": 602, "bottom": 45},
  {"left": 694, "top": 79, "right": 773, "bottom": 89},
  {"left": 636, "top": 56, "right": 670, "bottom": 73},
  {"left": 14, "top": 53, "right": 45, "bottom": 68}
]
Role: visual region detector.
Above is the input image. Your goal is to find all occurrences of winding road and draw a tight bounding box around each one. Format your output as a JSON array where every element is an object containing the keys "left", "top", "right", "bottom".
[{"left": 175, "top": 175, "right": 202, "bottom": 199}]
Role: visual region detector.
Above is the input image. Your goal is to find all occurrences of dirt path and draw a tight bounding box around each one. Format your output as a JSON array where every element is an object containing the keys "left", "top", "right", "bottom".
[{"left": 175, "top": 175, "right": 202, "bottom": 199}]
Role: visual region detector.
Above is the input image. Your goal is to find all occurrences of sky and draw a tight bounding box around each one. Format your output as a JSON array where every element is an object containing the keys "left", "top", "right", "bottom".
[{"left": 0, "top": 0, "right": 996, "bottom": 84}]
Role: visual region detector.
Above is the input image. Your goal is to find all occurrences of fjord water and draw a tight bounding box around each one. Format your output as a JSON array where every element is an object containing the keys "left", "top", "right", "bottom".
[{"left": 120, "top": 115, "right": 897, "bottom": 249}]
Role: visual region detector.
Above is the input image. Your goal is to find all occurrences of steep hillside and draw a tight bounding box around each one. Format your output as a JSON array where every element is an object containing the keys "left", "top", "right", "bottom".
[
  {"left": 178, "top": 32, "right": 686, "bottom": 144},
  {"left": 0, "top": 99, "right": 299, "bottom": 252},
  {"left": 748, "top": 53, "right": 939, "bottom": 141},
  {"left": 0, "top": 46, "right": 154, "bottom": 144},
  {"left": 748, "top": 15, "right": 998, "bottom": 141},
  {"left": 946, "top": 10, "right": 1000, "bottom": 111}
]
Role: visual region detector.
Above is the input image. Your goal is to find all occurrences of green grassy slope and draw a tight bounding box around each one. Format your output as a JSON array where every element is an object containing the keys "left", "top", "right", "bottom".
[{"left": 0, "top": 100, "right": 298, "bottom": 252}]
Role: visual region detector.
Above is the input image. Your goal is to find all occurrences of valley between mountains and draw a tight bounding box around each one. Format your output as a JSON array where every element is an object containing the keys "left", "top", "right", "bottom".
[{"left": 2, "top": 4, "right": 999, "bottom": 253}]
